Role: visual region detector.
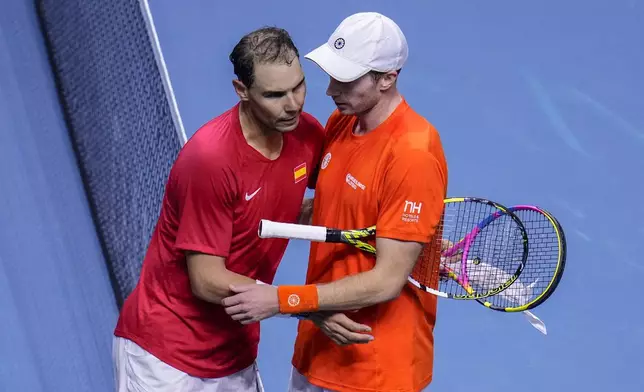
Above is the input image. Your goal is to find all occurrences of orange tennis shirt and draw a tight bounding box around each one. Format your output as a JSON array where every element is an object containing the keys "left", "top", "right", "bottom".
[{"left": 292, "top": 98, "right": 449, "bottom": 392}]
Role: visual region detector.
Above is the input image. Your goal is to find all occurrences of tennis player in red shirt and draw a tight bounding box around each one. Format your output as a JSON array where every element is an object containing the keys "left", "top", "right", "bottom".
[{"left": 112, "top": 27, "right": 326, "bottom": 391}]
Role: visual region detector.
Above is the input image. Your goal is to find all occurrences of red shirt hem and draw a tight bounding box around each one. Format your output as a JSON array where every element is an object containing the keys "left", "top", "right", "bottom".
[{"left": 114, "top": 329, "right": 256, "bottom": 379}]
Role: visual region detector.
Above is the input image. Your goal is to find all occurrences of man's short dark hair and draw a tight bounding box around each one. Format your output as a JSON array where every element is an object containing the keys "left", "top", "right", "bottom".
[{"left": 229, "top": 27, "right": 300, "bottom": 88}]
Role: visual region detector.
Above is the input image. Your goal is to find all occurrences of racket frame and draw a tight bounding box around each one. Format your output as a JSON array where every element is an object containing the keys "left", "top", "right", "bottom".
[
  {"left": 477, "top": 205, "right": 566, "bottom": 312},
  {"left": 258, "top": 196, "right": 529, "bottom": 301}
]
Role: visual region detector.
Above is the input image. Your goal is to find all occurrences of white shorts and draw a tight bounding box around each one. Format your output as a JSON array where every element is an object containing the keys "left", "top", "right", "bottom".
[
  {"left": 112, "top": 336, "right": 264, "bottom": 392},
  {"left": 287, "top": 367, "right": 336, "bottom": 392}
]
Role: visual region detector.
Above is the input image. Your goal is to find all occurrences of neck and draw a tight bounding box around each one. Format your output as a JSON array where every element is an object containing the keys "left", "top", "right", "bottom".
[
  {"left": 355, "top": 90, "right": 403, "bottom": 135},
  {"left": 239, "top": 102, "right": 283, "bottom": 160}
]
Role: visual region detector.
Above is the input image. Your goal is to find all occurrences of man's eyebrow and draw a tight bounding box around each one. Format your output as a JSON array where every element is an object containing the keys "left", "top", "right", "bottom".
[{"left": 262, "top": 77, "right": 306, "bottom": 95}]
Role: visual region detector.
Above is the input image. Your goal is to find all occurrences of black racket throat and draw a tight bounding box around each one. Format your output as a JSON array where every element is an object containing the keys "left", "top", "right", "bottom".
[{"left": 325, "top": 229, "right": 345, "bottom": 243}]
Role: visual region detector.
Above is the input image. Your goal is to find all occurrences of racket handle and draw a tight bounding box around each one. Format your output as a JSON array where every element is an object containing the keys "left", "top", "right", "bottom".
[{"left": 258, "top": 220, "right": 328, "bottom": 242}]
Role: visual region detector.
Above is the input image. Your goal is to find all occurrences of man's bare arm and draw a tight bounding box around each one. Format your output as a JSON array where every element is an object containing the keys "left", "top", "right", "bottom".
[
  {"left": 186, "top": 253, "right": 257, "bottom": 305},
  {"left": 315, "top": 237, "right": 423, "bottom": 311},
  {"left": 297, "top": 197, "right": 315, "bottom": 225}
]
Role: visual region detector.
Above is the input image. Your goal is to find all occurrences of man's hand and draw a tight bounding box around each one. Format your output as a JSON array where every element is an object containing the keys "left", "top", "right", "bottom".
[
  {"left": 221, "top": 284, "right": 279, "bottom": 324},
  {"left": 308, "top": 312, "right": 374, "bottom": 346},
  {"left": 440, "top": 238, "right": 462, "bottom": 265}
]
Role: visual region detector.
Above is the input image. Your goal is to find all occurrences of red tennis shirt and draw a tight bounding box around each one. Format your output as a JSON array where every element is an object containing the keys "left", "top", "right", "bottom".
[{"left": 114, "top": 103, "right": 325, "bottom": 378}]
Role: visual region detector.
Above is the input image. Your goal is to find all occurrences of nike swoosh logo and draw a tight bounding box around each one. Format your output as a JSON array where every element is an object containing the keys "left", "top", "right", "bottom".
[{"left": 245, "top": 187, "right": 261, "bottom": 201}]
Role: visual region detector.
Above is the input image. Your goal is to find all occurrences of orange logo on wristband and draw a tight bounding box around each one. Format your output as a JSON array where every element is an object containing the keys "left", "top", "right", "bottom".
[{"left": 288, "top": 294, "right": 301, "bottom": 307}]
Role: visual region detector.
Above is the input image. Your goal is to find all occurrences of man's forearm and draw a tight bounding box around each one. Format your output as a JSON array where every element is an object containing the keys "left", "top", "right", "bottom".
[
  {"left": 297, "top": 197, "right": 314, "bottom": 225},
  {"left": 311, "top": 238, "right": 421, "bottom": 312},
  {"left": 315, "top": 270, "right": 403, "bottom": 311},
  {"left": 187, "top": 253, "right": 258, "bottom": 305},
  {"left": 194, "top": 270, "right": 257, "bottom": 305},
  {"left": 277, "top": 238, "right": 420, "bottom": 315}
]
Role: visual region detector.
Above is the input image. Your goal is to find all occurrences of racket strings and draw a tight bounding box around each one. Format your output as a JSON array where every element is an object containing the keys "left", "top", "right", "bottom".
[
  {"left": 410, "top": 200, "right": 526, "bottom": 299},
  {"left": 410, "top": 202, "right": 465, "bottom": 293},
  {"left": 465, "top": 214, "right": 526, "bottom": 303},
  {"left": 481, "top": 209, "right": 562, "bottom": 309}
]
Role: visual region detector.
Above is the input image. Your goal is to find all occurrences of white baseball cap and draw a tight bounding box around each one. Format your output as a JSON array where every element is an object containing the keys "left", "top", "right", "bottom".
[{"left": 305, "top": 12, "right": 408, "bottom": 83}]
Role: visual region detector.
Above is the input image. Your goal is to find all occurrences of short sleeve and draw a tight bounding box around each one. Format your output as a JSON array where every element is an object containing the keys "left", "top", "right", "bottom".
[
  {"left": 377, "top": 150, "right": 446, "bottom": 243},
  {"left": 307, "top": 139, "right": 325, "bottom": 189},
  {"left": 305, "top": 114, "right": 329, "bottom": 190},
  {"left": 172, "top": 153, "right": 237, "bottom": 257}
]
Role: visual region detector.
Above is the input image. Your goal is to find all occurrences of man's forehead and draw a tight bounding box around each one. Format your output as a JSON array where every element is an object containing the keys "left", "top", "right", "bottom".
[{"left": 252, "top": 59, "right": 304, "bottom": 91}]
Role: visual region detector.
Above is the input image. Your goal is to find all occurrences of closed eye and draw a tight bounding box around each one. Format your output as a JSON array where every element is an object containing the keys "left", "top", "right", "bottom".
[
  {"left": 261, "top": 77, "right": 305, "bottom": 99},
  {"left": 263, "top": 91, "right": 285, "bottom": 98}
]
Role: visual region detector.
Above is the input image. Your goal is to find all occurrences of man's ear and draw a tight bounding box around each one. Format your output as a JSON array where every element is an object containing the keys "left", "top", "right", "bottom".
[
  {"left": 232, "top": 79, "right": 250, "bottom": 101},
  {"left": 379, "top": 71, "right": 398, "bottom": 92}
]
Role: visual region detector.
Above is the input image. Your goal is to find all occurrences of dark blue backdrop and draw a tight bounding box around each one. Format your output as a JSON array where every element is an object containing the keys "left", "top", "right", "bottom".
[{"left": 0, "top": 1, "right": 117, "bottom": 391}]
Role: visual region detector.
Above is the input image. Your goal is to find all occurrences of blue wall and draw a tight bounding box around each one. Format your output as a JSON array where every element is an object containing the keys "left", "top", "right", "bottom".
[{"left": 0, "top": 1, "right": 117, "bottom": 391}]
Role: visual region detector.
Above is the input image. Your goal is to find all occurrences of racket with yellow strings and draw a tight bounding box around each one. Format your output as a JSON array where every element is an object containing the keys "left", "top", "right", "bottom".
[{"left": 259, "top": 197, "right": 529, "bottom": 301}]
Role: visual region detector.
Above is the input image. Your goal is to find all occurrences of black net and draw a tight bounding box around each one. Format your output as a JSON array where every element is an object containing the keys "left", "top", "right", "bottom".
[{"left": 37, "top": 0, "right": 183, "bottom": 306}]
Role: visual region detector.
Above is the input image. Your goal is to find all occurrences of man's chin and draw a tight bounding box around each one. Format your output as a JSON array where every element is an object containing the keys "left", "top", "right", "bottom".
[
  {"left": 275, "top": 118, "right": 300, "bottom": 132},
  {"left": 335, "top": 104, "right": 355, "bottom": 116}
]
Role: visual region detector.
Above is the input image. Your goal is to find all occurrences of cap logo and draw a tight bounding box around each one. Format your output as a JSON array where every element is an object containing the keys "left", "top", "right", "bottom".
[{"left": 333, "top": 38, "right": 345, "bottom": 49}]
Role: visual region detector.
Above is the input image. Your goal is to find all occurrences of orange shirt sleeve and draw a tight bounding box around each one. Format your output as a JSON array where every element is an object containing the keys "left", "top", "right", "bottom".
[{"left": 376, "top": 149, "right": 446, "bottom": 243}]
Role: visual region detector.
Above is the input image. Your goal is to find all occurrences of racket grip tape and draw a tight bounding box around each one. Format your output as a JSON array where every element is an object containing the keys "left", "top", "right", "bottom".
[{"left": 259, "top": 220, "right": 328, "bottom": 242}]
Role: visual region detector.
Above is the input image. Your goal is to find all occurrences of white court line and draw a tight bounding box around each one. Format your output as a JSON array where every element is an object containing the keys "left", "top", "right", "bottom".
[{"left": 139, "top": 0, "right": 188, "bottom": 146}]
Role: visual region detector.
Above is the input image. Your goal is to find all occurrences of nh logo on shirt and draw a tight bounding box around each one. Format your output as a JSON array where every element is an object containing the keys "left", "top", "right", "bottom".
[
  {"left": 404, "top": 201, "right": 422, "bottom": 214},
  {"left": 402, "top": 200, "right": 422, "bottom": 223}
]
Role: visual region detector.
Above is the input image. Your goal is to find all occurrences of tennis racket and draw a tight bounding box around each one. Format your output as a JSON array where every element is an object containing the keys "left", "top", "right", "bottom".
[
  {"left": 259, "top": 197, "right": 529, "bottom": 300},
  {"left": 470, "top": 205, "right": 567, "bottom": 312}
]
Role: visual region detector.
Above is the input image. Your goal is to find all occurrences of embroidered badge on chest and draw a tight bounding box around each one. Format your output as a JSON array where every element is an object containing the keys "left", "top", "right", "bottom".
[
  {"left": 321, "top": 152, "right": 331, "bottom": 170},
  {"left": 293, "top": 162, "right": 307, "bottom": 184},
  {"left": 345, "top": 173, "right": 366, "bottom": 190}
]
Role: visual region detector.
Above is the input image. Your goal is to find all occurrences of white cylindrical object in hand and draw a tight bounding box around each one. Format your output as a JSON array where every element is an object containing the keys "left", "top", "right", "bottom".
[{"left": 258, "top": 220, "right": 328, "bottom": 242}]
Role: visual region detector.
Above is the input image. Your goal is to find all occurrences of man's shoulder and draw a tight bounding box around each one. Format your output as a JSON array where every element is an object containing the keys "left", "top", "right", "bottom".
[
  {"left": 293, "top": 111, "right": 325, "bottom": 142},
  {"left": 382, "top": 104, "right": 448, "bottom": 178},
  {"left": 323, "top": 109, "right": 354, "bottom": 141},
  {"left": 190, "top": 105, "right": 238, "bottom": 146},
  {"left": 177, "top": 106, "right": 240, "bottom": 167},
  {"left": 298, "top": 111, "right": 324, "bottom": 130},
  {"left": 392, "top": 104, "right": 443, "bottom": 155}
]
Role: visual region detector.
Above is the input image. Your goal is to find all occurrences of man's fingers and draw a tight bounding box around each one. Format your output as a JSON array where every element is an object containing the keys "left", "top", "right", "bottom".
[
  {"left": 321, "top": 324, "right": 371, "bottom": 345},
  {"left": 335, "top": 313, "right": 372, "bottom": 333},
  {"left": 315, "top": 313, "right": 375, "bottom": 346},
  {"left": 223, "top": 304, "right": 245, "bottom": 315},
  {"left": 230, "top": 311, "right": 251, "bottom": 322},
  {"left": 346, "top": 330, "right": 374, "bottom": 343},
  {"left": 319, "top": 325, "right": 346, "bottom": 346},
  {"left": 329, "top": 322, "right": 374, "bottom": 344},
  {"left": 332, "top": 327, "right": 373, "bottom": 344},
  {"left": 220, "top": 294, "right": 243, "bottom": 307},
  {"left": 330, "top": 332, "right": 349, "bottom": 346},
  {"left": 332, "top": 324, "right": 373, "bottom": 343}
]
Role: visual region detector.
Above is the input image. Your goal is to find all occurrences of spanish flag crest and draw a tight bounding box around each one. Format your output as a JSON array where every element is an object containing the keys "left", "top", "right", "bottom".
[{"left": 293, "top": 162, "right": 307, "bottom": 184}]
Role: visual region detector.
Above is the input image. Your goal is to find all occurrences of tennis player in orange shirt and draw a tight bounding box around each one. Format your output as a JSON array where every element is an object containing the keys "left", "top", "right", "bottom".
[{"left": 222, "top": 12, "right": 448, "bottom": 392}]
